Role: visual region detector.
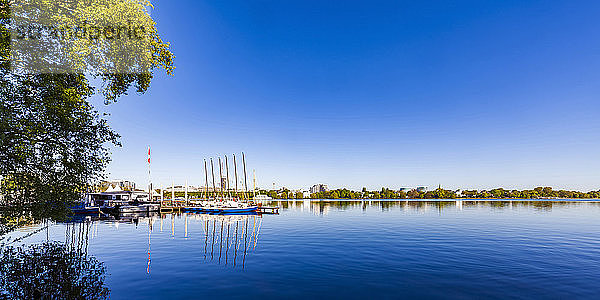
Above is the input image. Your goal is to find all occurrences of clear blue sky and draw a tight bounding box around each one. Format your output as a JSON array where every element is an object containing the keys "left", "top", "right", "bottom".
[{"left": 100, "top": 0, "right": 600, "bottom": 191}]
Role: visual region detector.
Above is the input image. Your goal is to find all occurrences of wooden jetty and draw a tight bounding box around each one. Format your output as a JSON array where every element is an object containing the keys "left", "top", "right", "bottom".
[
  {"left": 160, "top": 199, "right": 187, "bottom": 213},
  {"left": 258, "top": 206, "right": 279, "bottom": 214}
]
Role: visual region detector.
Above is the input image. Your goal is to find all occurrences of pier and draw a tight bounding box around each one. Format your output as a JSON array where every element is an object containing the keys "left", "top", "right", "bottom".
[{"left": 257, "top": 206, "right": 279, "bottom": 214}]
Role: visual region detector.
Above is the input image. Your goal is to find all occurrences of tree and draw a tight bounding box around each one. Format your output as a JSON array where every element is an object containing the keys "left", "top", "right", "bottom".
[
  {"left": 407, "top": 189, "right": 420, "bottom": 199},
  {"left": 0, "top": 0, "right": 174, "bottom": 231},
  {"left": 267, "top": 190, "right": 278, "bottom": 199}
]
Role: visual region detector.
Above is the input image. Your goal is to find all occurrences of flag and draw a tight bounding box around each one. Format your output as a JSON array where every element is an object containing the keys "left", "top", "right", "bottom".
[{"left": 147, "top": 146, "right": 151, "bottom": 164}]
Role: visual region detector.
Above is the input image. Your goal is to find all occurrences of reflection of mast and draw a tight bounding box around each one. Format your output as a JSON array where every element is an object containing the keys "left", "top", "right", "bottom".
[
  {"left": 64, "top": 220, "right": 91, "bottom": 256},
  {"left": 189, "top": 214, "right": 263, "bottom": 268},
  {"left": 254, "top": 217, "right": 263, "bottom": 250},
  {"left": 204, "top": 219, "right": 208, "bottom": 259},
  {"left": 243, "top": 218, "right": 248, "bottom": 268},
  {"left": 211, "top": 220, "right": 216, "bottom": 260},
  {"left": 251, "top": 215, "right": 256, "bottom": 244},
  {"left": 225, "top": 222, "right": 230, "bottom": 265},
  {"left": 233, "top": 220, "right": 239, "bottom": 267},
  {"left": 218, "top": 219, "right": 223, "bottom": 264}
]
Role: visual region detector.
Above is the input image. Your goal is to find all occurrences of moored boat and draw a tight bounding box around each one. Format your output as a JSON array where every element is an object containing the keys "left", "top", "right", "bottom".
[
  {"left": 118, "top": 203, "right": 160, "bottom": 214},
  {"left": 71, "top": 206, "right": 101, "bottom": 214},
  {"left": 184, "top": 200, "right": 258, "bottom": 213},
  {"left": 71, "top": 194, "right": 101, "bottom": 214}
]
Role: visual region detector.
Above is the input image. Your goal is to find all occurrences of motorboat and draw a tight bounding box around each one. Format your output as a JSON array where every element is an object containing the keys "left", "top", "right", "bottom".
[{"left": 118, "top": 203, "right": 160, "bottom": 213}]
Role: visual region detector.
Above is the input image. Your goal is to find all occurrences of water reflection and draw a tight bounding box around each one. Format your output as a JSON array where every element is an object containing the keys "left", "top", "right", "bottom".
[
  {"left": 0, "top": 210, "right": 267, "bottom": 298},
  {"left": 265, "top": 199, "right": 600, "bottom": 214},
  {"left": 2, "top": 201, "right": 599, "bottom": 298},
  {"left": 136, "top": 212, "right": 264, "bottom": 271},
  {"left": 0, "top": 220, "right": 109, "bottom": 299},
  {"left": 194, "top": 213, "right": 262, "bottom": 269}
]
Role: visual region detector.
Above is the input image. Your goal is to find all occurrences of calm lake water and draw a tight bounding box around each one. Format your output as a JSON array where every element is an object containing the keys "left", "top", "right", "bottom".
[{"left": 3, "top": 200, "right": 600, "bottom": 299}]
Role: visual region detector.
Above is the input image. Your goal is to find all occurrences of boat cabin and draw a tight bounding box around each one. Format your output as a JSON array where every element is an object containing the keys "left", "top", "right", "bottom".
[{"left": 88, "top": 190, "right": 150, "bottom": 207}]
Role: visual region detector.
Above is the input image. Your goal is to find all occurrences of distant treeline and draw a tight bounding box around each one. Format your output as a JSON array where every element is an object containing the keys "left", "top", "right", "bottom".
[
  {"left": 156, "top": 187, "right": 600, "bottom": 200},
  {"left": 266, "top": 187, "right": 600, "bottom": 200}
]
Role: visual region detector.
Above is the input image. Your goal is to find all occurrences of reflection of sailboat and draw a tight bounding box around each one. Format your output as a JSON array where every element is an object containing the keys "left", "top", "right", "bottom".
[
  {"left": 195, "top": 213, "right": 263, "bottom": 268},
  {"left": 64, "top": 218, "right": 92, "bottom": 255}
]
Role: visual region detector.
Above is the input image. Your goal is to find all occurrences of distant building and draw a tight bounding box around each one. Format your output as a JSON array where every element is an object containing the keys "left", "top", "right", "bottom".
[
  {"left": 310, "top": 184, "right": 328, "bottom": 194},
  {"left": 165, "top": 185, "right": 200, "bottom": 192},
  {"left": 302, "top": 191, "right": 311, "bottom": 198},
  {"left": 416, "top": 186, "right": 427, "bottom": 192}
]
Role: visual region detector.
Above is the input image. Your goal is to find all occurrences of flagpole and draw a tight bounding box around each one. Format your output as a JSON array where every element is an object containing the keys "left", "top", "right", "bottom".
[{"left": 148, "top": 146, "right": 152, "bottom": 201}]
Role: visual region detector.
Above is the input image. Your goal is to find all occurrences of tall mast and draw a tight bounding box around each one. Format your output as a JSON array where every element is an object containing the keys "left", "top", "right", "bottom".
[
  {"left": 210, "top": 158, "right": 216, "bottom": 200},
  {"left": 242, "top": 152, "right": 248, "bottom": 202},
  {"left": 233, "top": 154, "right": 238, "bottom": 199},
  {"left": 225, "top": 155, "right": 231, "bottom": 199},
  {"left": 253, "top": 170, "right": 256, "bottom": 199},
  {"left": 204, "top": 159, "right": 209, "bottom": 200},
  {"left": 218, "top": 157, "right": 224, "bottom": 202}
]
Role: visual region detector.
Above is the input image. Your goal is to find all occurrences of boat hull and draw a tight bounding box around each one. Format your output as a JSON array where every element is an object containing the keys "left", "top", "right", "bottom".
[
  {"left": 183, "top": 206, "right": 258, "bottom": 214},
  {"left": 118, "top": 204, "right": 160, "bottom": 214},
  {"left": 71, "top": 207, "right": 101, "bottom": 214}
]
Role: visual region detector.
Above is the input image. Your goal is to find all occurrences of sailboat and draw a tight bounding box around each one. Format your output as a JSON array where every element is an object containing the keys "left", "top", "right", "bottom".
[{"left": 185, "top": 153, "right": 259, "bottom": 214}]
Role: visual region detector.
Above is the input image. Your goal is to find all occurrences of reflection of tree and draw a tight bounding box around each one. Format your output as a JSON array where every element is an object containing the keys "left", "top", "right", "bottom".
[
  {"left": 277, "top": 199, "right": 595, "bottom": 214},
  {"left": 0, "top": 242, "right": 109, "bottom": 299}
]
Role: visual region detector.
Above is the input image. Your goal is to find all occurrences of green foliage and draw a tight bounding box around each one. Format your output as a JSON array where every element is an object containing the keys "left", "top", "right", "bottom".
[
  {"left": 0, "top": 0, "right": 174, "bottom": 232},
  {"left": 460, "top": 187, "right": 600, "bottom": 199},
  {"left": 0, "top": 73, "right": 119, "bottom": 233},
  {"left": 260, "top": 186, "right": 600, "bottom": 200}
]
